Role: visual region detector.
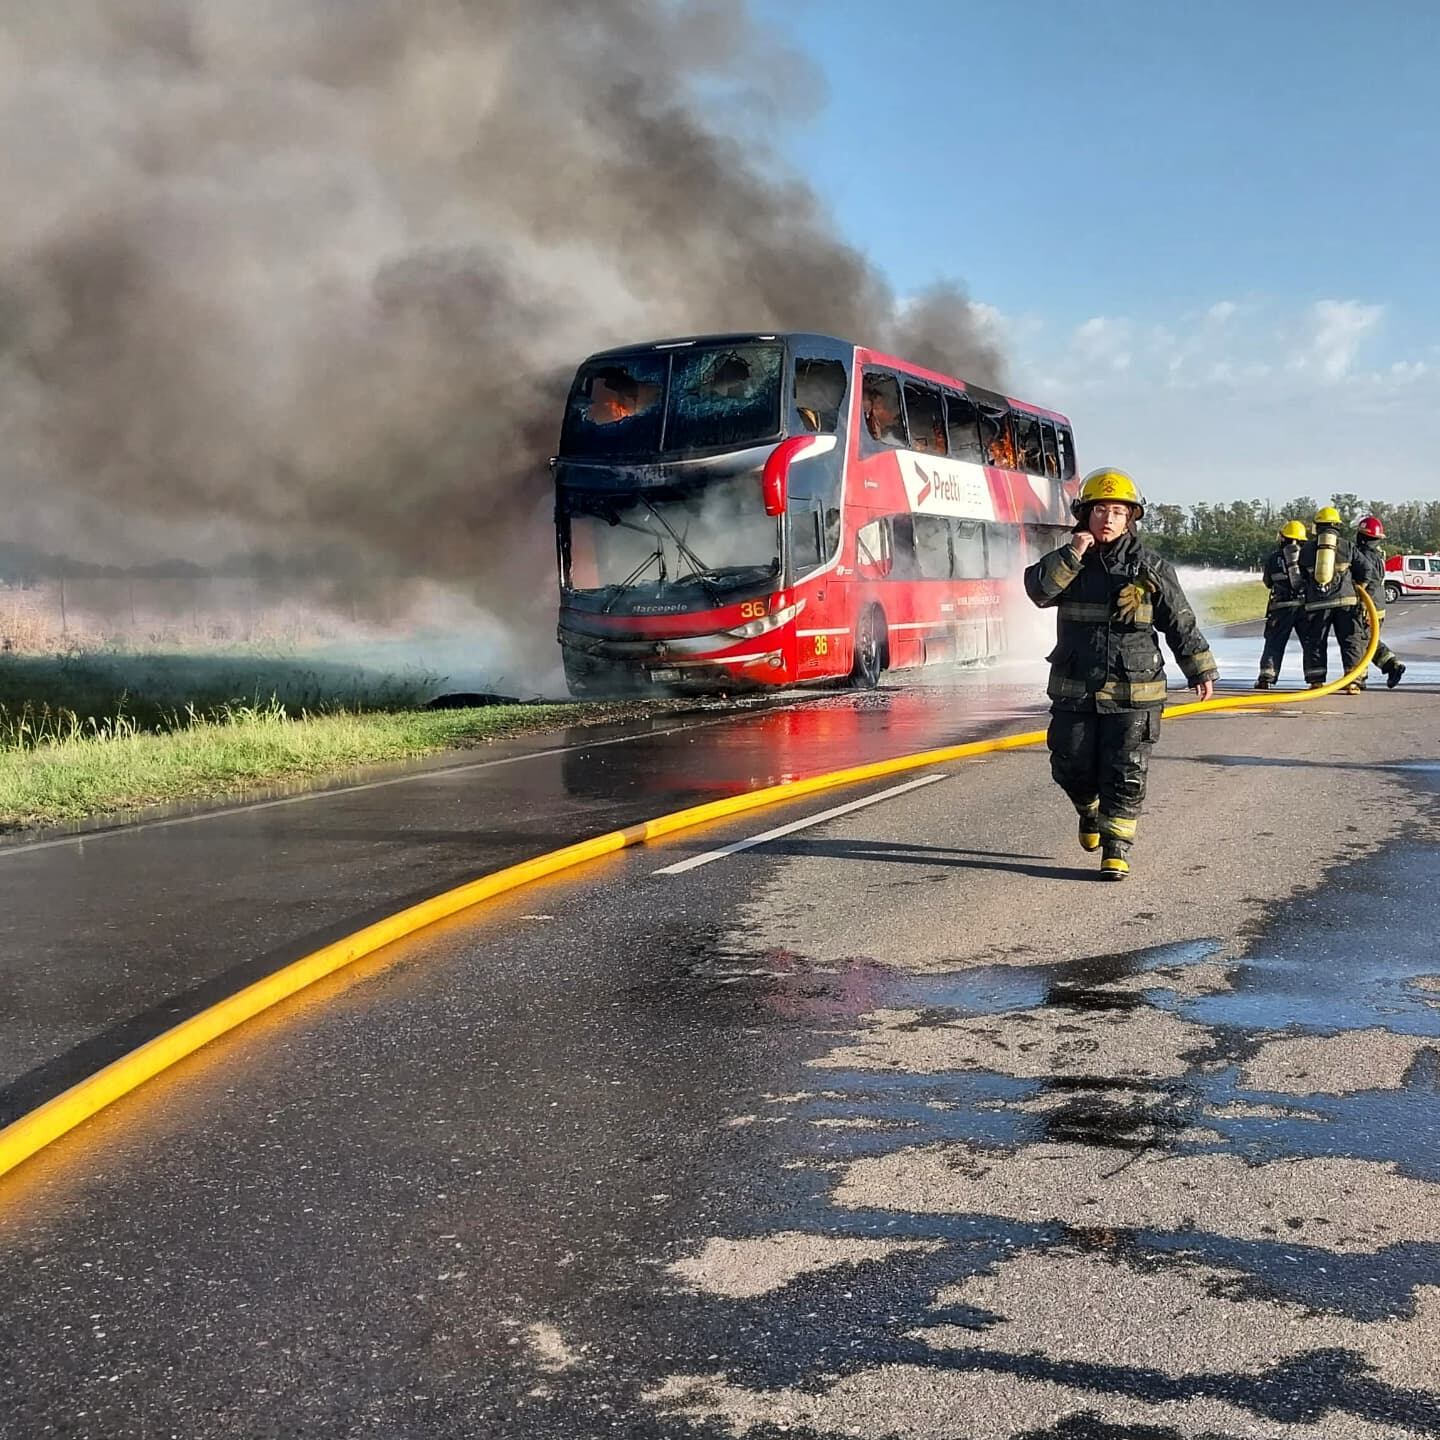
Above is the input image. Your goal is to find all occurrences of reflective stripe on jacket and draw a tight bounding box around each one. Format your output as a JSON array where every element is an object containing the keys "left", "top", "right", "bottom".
[{"left": 1024, "top": 530, "right": 1218, "bottom": 713}]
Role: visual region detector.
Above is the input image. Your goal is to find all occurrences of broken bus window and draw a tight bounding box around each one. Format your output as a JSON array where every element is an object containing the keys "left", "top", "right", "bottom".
[
  {"left": 861, "top": 371, "right": 907, "bottom": 447},
  {"left": 1012, "top": 411, "right": 1044, "bottom": 476},
  {"left": 944, "top": 391, "right": 984, "bottom": 462},
  {"left": 793, "top": 358, "right": 848, "bottom": 434},
  {"left": 902, "top": 383, "right": 948, "bottom": 455},
  {"left": 560, "top": 355, "right": 667, "bottom": 457},
  {"left": 666, "top": 344, "right": 783, "bottom": 451}
]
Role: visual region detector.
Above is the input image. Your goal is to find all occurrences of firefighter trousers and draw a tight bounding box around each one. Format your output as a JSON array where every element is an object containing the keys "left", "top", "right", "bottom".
[
  {"left": 1299, "top": 606, "right": 1366, "bottom": 685},
  {"left": 1360, "top": 608, "right": 1401, "bottom": 678},
  {"left": 1257, "top": 605, "right": 1301, "bottom": 682},
  {"left": 1047, "top": 708, "right": 1160, "bottom": 847}
]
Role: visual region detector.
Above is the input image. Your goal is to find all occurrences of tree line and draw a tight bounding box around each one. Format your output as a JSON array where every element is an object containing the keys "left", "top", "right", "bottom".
[{"left": 1142, "top": 495, "right": 1440, "bottom": 570}]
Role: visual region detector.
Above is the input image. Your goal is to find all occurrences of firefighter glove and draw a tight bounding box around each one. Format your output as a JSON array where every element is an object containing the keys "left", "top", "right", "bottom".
[{"left": 1115, "top": 582, "right": 1148, "bottom": 623}]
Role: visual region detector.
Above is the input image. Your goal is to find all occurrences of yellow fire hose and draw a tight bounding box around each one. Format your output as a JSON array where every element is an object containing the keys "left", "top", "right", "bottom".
[{"left": 0, "top": 591, "right": 1381, "bottom": 1184}]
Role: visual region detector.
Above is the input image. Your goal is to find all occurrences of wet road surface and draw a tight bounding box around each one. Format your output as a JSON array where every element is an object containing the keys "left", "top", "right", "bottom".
[
  {"left": 2, "top": 612, "right": 1439, "bottom": 1439},
  {"left": 0, "top": 678, "right": 1047, "bottom": 1124}
]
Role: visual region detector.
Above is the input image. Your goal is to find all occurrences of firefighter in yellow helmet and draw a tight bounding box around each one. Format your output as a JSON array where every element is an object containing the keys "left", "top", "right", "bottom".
[
  {"left": 1254, "top": 520, "right": 1307, "bottom": 689},
  {"left": 1025, "top": 468, "right": 1218, "bottom": 880},
  {"left": 1297, "top": 505, "right": 1364, "bottom": 691}
]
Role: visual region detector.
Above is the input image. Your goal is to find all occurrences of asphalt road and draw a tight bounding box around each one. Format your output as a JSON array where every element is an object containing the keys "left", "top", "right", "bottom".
[
  {"left": 2, "top": 613, "right": 1438, "bottom": 1439},
  {"left": 0, "top": 679, "right": 1046, "bottom": 1124}
]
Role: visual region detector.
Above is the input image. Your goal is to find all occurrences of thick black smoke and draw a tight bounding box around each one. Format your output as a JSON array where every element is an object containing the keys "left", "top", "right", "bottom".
[{"left": 0, "top": 1, "right": 1004, "bottom": 677}]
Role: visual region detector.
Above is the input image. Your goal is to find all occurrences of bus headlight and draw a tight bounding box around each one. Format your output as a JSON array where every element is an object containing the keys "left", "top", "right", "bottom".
[{"left": 724, "top": 598, "right": 805, "bottom": 640}]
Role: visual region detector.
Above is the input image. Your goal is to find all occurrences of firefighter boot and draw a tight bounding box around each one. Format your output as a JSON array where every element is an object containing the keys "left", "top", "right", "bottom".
[
  {"left": 1097, "top": 814, "right": 1136, "bottom": 880},
  {"left": 1385, "top": 660, "right": 1406, "bottom": 689},
  {"left": 1253, "top": 675, "right": 1273, "bottom": 690},
  {"left": 1076, "top": 799, "right": 1101, "bottom": 853}
]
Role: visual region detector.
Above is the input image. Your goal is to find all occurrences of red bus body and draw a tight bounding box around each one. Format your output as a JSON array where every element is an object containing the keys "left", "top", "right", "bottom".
[{"left": 554, "top": 333, "right": 1079, "bottom": 694}]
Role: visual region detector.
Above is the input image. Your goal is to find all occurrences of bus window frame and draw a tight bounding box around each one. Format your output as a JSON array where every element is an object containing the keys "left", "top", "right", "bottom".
[
  {"left": 1056, "top": 424, "right": 1077, "bottom": 481},
  {"left": 1039, "top": 418, "right": 1061, "bottom": 479},
  {"left": 859, "top": 369, "right": 910, "bottom": 452},
  {"left": 1012, "top": 410, "right": 1045, "bottom": 477},
  {"left": 912, "top": 514, "right": 953, "bottom": 581},
  {"left": 792, "top": 354, "right": 849, "bottom": 435},
  {"left": 901, "top": 380, "right": 948, "bottom": 457},
  {"left": 977, "top": 402, "right": 1015, "bottom": 469},
  {"left": 856, "top": 516, "right": 893, "bottom": 579},
  {"left": 952, "top": 519, "right": 986, "bottom": 579},
  {"left": 944, "top": 390, "right": 984, "bottom": 463}
]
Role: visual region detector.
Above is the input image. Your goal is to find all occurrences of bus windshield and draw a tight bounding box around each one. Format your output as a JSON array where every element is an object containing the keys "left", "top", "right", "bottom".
[
  {"left": 560, "top": 344, "right": 784, "bottom": 459},
  {"left": 561, "top": 477, "right": 780, "bottom": 599}
]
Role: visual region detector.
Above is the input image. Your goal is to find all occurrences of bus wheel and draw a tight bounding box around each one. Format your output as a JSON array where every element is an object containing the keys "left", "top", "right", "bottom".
[
  {"left": 850, "top": 606, "right": 886, "bottom": 689},
  {"left": 1384, "top": 581, "right": 1401, "bottom": 605}
]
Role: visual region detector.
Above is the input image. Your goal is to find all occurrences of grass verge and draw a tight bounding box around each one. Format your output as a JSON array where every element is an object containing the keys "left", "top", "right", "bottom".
[
  {"left": 1200, "top": 579, "right": 1269, "bottom": 626},
  {"left": 0, "top": 699, "right": 627, "bottom": 831}
]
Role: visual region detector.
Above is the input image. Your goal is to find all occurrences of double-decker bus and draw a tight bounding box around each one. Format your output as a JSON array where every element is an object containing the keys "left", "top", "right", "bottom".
[{"left": 553, "top": 332, "right": 1079, "bottom": 694}]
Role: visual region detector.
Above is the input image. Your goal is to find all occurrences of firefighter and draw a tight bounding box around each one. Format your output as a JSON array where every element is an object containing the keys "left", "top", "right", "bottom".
[
  {"left": 1025, "top": 468, "right": 1218, "bottom": 880},
  {"left": 1254, "top": 520, "right": 1307, "bottom": 689},
  {"left": 1352, "top": 515, "right": 1405, "bottom": 688},
  {"left": 1297, "top": 506, "right": 1365, "bottom": 691}
]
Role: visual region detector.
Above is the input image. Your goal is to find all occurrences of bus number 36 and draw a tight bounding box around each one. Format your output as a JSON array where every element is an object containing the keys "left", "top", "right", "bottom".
[
  {"left": 739, "top": 601, "right": 766, "bottom": 618},
  {"left": 813, "top": 635, "right": 829, "bottom": 655}
]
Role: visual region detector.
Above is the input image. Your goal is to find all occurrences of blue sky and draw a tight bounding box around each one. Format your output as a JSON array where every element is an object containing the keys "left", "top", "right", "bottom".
[{"left": 753, "top": 0, "right": 1440, "bottom": 506}]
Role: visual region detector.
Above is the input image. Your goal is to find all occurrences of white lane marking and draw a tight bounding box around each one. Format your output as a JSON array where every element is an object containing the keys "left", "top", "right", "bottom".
[
  {"left": 652, "top": 773, "right": 948, "bottom": 876},
  {"left": 0, "top": 704, "right": 819, "bottom": 861}
]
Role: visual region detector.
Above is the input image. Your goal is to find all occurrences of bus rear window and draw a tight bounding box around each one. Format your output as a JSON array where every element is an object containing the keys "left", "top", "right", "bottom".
[
  {"left": 561, "top": 356, "right": 667, "bottom": 458},
  {"left": 667, "top": 344, "right": 783, "bottom": 451}
]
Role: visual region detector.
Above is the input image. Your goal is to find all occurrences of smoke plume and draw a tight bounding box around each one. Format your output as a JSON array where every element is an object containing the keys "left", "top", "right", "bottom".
[{"left": 0, "top": 1, "right": 1005, "bottom": 679}]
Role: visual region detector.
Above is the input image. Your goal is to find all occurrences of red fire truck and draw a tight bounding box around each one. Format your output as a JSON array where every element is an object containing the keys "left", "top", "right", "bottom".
[{"left": 553, "top": 332, "right": 1080, "bottom": 694}]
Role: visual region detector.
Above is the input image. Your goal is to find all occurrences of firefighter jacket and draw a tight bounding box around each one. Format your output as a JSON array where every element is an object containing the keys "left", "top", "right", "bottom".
[
  {"left": 1261, "top": 542, "right": 1304, "bottom": 611},
  {"left": 1299, "top": 527, "right": 1357, "bottom": 611},
  {"left": 1351, "top": 536, "right": 1388, "bottom": 619},
  {"left": 1024, "top": 530, "right": 1218, "bottom": 712}
]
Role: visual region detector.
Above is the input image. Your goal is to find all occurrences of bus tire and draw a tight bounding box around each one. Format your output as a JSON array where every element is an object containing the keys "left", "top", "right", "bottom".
[
  {"left": 850, "top": 606, "right": 887, "bottom": 689},
  {"left": 1384, "top": 581, "right": 1401, "bottom": 605}
]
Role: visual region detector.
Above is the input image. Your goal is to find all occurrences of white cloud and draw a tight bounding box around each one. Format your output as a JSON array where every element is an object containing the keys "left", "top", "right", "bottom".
[
  {"left": 1008, "top": 296, "right": 1435, "bottom": 506},
  {"left": 1288, "top": 298, "right": 1385, "bottom": 381}
]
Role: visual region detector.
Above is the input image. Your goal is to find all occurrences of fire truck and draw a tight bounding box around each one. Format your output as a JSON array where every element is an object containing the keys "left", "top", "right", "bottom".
[
  {"left": 552, "top": 332, "right": 1080, "bottom": 695},
  {"left": 1383, "top": 553, "right": 1440, "bottom": 603}
]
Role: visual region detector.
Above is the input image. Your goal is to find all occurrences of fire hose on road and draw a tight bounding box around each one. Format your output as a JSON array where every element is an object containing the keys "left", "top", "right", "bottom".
[{"left": 0, "top": 591, "right": 1381, "bottom": 1183}]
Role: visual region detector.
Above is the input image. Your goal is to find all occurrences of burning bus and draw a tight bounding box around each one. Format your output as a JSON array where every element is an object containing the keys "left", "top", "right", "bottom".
[{"left": 553, "top": 332, "right": 1079, "bottom": 695}]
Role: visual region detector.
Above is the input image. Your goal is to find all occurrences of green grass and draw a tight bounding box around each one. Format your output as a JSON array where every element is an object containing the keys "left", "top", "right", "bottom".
[
  {"left": 0, "top": 651, "right": 445, "bottom": 729},
  {"left": 1199, "top": 579, "right": 1269, "bottom": 626},
  {"left": 0, "top": 698, "right": 614, "bottom": 830}
]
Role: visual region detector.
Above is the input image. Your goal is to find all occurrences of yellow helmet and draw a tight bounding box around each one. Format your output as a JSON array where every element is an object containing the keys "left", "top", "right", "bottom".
[
  {"left": 1280, "top": 520, "right": 1307, "bottom": 541},
  {"left": 1073, "top": 467, "right": 1146, "bottom": 520},
  {"left": 1314, "top": 505, "right": 1342, "bottom": 526}
]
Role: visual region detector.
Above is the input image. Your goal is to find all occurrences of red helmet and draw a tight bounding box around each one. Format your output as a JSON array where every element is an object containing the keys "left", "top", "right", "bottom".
[{"left": 1357, "top": 515, "right": 1385, "bottom": 539}]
